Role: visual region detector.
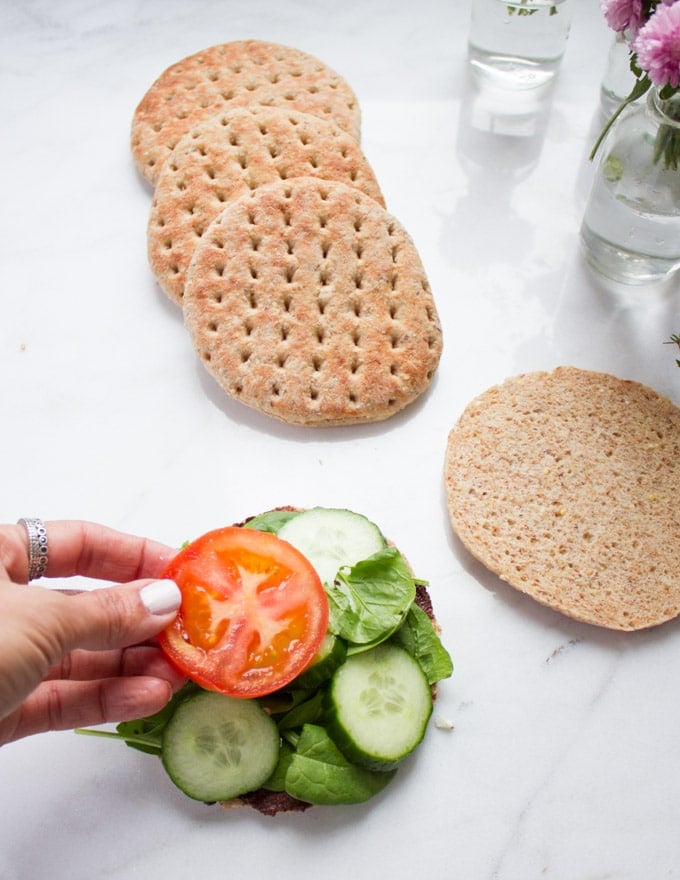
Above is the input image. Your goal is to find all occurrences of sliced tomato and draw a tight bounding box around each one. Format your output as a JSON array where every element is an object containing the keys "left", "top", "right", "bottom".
[{"left": 158, "top": 526, "right": 329, "bottom": 698}]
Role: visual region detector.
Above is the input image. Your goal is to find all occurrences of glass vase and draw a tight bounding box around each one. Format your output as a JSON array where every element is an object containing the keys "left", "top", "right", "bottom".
[
  {"left": 580, "top": 89, "right": 680, "bottom": 285},
  {"left": 467, "top": 0, "right": 573, "bottom": 91}
]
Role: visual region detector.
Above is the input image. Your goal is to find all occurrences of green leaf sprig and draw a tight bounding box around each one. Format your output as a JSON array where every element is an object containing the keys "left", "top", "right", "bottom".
[{"left": 664, "top": 333, "right": 680, "bottom": 367}]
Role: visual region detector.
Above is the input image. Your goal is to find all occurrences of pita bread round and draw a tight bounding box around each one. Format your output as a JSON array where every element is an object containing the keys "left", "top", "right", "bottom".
[
  {"left": 131, "top": 40, "right": 361, "bottom": 184},
  {"left": 148, "top": 106, "right": 383, "bottom": 305},
  {"left": 183, "top": 177, "right": 442, "bottom": 426},
  {"left": 444, "top": 367, "right": 680, "bottom": 631}
]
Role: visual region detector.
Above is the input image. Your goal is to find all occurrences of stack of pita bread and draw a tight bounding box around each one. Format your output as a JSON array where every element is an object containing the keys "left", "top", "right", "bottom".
[{"left": 131, "top": 40, "right": 442, "bottom": 427}]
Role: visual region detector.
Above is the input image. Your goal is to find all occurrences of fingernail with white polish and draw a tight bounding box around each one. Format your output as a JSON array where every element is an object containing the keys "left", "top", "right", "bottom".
[{"left": 140, "top": 579, "right": 181, "bottom": 615}]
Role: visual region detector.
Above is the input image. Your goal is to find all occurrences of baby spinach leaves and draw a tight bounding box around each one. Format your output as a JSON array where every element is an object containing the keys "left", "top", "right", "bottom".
[
  {"left": 282, "top": 724, "right": 396, "bottom": 805},
  {"left": 391, "top": 603, "right": 454, "bottom": 686},
  {"left": 325, "top": 547, "right": 416, "bottom": 647},
  {"left": 243, "top": 508, "right": 300, "bottom": 533}
]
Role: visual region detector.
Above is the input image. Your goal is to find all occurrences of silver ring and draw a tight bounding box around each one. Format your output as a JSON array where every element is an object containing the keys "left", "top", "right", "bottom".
[{"left": 17, "top": 517, "right": 49, "bottom": 580}]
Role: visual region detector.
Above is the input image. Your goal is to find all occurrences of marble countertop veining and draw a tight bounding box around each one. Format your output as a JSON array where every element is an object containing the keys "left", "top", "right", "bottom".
[{"left": 1, "top": 1, "right": 679, "bottom": 878}]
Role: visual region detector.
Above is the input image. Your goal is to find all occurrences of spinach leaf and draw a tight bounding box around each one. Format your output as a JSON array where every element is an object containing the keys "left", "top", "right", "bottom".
[
  {"left": 325, "top": 547, "right": 416, "bottom": 647},
  {"left": 391, "top": 604, "right": 454, "bottom": 685},
  {"left": 262, "top": 740, "right": 295, "bottom": 792},
  {"left": 285, "top": 724, "right": 396, "bottom": 805},
  {"left": 244, "top": 509, "right": 300, "bottom": 533},
  {"left": 276, "top": 690, "right": 325, "bottom": 731}
]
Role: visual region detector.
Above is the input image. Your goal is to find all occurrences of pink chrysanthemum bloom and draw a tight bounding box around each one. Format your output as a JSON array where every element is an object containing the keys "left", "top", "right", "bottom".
[
  {"left": 633, "top": 2, "right": 680, "bottom": 89},
  {"left": 600, "top": 0, "right": 645, "bottom": 35}
]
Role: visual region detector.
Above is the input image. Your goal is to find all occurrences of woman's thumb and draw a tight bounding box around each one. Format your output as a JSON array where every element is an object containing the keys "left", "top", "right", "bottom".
[{"left": 57, "top": 579, "right": 181, "bottom": 654}]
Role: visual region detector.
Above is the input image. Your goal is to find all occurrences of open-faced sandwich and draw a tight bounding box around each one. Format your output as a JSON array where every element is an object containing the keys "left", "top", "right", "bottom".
[{"left": 80, "top": 507, "right": 453, "bottom": 814}]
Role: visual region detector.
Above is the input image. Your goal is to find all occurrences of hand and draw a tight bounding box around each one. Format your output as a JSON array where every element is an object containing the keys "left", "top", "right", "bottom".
[{"left": 0, "top": 520, "right": 185, "bottom": 746}]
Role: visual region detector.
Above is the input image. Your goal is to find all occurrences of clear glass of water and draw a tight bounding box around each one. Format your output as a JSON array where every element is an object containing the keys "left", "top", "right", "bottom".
[{"left": 468, "top": 0, "right": 573, "bottom": 91}]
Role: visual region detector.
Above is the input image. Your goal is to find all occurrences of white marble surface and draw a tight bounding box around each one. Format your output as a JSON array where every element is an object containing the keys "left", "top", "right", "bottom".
[{"left": 1, "top": 1, "right": 679, "bottom": 878}]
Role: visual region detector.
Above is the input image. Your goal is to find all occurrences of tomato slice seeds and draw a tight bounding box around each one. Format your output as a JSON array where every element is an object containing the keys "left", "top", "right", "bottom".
[{"left": 158, "top": 526, "right": 329, "bottom": 698}]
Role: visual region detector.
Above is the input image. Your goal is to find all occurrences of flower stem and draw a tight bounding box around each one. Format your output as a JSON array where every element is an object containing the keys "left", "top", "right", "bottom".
[
  {"left": 590, "top": 75, "right": 652, "bottom": 162},
  {"left": 653, "top": 124, "right": 678, "bottom": 169}
]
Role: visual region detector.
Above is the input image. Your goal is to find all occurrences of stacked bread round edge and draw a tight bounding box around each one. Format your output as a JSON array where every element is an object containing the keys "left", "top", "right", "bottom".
[{"left": 131, "top": 40, "right": 442, "bottom": 427}]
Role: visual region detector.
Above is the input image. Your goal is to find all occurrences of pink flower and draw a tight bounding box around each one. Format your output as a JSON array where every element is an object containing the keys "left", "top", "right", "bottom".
[
  {"left": 600, "top": 0, "right": 645, "bottom": 35},
  {"left": 633, "top": 2, "right": 680, "bottom": 88}
]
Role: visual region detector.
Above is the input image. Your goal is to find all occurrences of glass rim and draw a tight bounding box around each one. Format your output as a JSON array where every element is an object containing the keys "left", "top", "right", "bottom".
[{"left": 649, "top": 89, "right": 680, "bottom": 131}]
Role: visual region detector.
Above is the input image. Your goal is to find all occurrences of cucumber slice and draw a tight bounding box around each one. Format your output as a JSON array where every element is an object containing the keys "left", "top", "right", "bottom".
[
  {"left": 292, "top": 632, "right": 347, "bottom": 690},
  {"left": 161, "top": 691, "right": 279, "bottom": 802},
  {"left": 325, "top": 644, "right": 432, "bottom": 772},
  {"left": 277, "top": 507, "right": 386, "bottom": 586}
]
